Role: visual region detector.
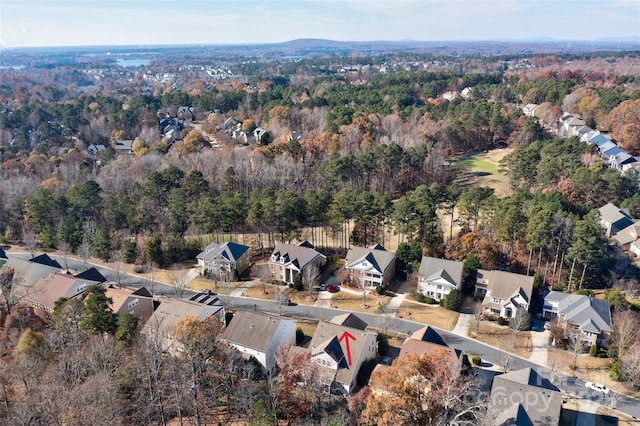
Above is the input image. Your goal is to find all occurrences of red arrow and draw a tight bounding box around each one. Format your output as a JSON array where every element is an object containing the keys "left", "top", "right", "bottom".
[{"left": 339, "top": 331, "right": 356, "bottom": 366}]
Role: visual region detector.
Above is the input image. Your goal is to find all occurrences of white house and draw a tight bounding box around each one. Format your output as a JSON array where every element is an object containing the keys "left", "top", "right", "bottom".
[
  {"left": 222, "top": 311, "right": 296, "bottom": 372},
  {"left": 345, "top": 243, "right": 395, "bottom": 288},
  {"left": 417, "top": 256, "right": 464, "bottom": 301},
  {"left": 269, "top": 241, "right": 326, "bottom": 284}
]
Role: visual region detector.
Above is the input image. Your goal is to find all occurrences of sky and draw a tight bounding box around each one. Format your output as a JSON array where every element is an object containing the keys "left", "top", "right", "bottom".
[{"left": 1, "top": 0, "right": 639, "bottom": 48}]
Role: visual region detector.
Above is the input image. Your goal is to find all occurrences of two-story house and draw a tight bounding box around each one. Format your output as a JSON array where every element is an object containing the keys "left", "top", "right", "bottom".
[
  {"left": 475, "top": 269, "right": 533, "bottom": 319},
  {"left": 196, "top": 241, "right": 251, "bottom": 279},
  {"left": 417, "top": 256, "right": 464, "bottom": 301},
  {"left": 222, "top": 311, "right": 296, "bottom": 372},
  {"left": 309, "top": 313, "right": 378, "bottom": 394},
  {"left": 345, "top": 243, "right": 395, "bottom": 288},
  {"left": 105, "top": 286, "right": 155, "bottom": 325},
  {"left": 543, "top": 291, "right": 611, "bottom": 345},
  {"left": 269, "top": 241, "right": 326, "bottom": 284}
]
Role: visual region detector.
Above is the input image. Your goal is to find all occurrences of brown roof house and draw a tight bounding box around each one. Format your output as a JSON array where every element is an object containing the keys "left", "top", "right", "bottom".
[
  {"left": 269, "top": 241, "right": 326, "bottom": 284},
  {"left": 417, "top": 256, "right": 464, "bottom": 301},
  {"left": 221, "top": 311, "right": 296, "bottom": 372},
  {"left": 399, "top": 326, "right": 462, "bottom": 369},
  {"left": 475, "top": 270, "right": 533, "bottom": 319},
  {"left": 142, "top": 298, "right": 225, "bottom": 355},
  {"left": 309, "top": 313, "right": 378, "bottom": 394},
  {"left": 14, "top": 272, "right": 101, "bottom": 313},
  {"left": 345, "top": 243, "right": 395, "bottom": 288},
  {"left": 105, "top": 286, "right": 155, "bottom": 325},
  {"left": 486, "top": 367, "right": 562, "bottom": 426}
]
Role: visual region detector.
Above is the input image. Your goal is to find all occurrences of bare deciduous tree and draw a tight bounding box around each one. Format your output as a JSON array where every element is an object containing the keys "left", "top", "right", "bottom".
[
  {"left": 609, "top": 310, "right": 640, "bottom": 358},
  {"left": 302, "top": 264, "right": 320, "bottom": 299},
  {"left": 168, "top": 265, "right": 191, "bottom": 299}
]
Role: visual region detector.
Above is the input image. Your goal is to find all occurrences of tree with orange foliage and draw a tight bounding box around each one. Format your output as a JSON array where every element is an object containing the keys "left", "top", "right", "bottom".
[
  {"left": 610, "top": 99, "right": 640, "bottom": 155},
  {"left": 364, "top": 349, "right": 484, "bottom": 426}
]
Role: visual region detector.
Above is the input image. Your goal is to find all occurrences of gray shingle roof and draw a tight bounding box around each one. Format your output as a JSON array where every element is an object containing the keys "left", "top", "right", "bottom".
[
  {"left": 345, "top": 245, "right": 395, "bottom": 274},
  {"left": 271, "top": 242, "right": 326, "bottom": 271},
  {"left": 556, "top": 293, "right": 611, "bottom": 334},
  {"left": 478, "top": 269, "right": 533, "bottom": 302},
  {"left": 418, "top": 257, "right": 463, "bottom": 286},
  {"left": 222, "top": 311, "right": 291, "bottom": 352},
  {"left": 197, "top": 241, "right": 249, "bottom": 263}
]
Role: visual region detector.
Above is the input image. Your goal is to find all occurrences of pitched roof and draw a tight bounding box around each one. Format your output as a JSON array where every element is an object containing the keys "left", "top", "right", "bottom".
[
  {"left": 75, "top": 267, "right": 108, "bottom": 283},
  {"left": 310, "top": 317, "right": 377, "bottom": 389},
  {"left": 271, "top": 242, "right": 326, "bottom": 271},
  {"left": 409, "top": 326, "right": 447, "bottom": 347},
  {"left": 402, "top": 326, "right": 461, "bottom": 366},
  {"left": 222, "top": 311, "right": 293, "bottom": 352},
  {"left": 418, "top": 257, "right": 463, "bottom": 286},
  {"left": 133, "top": 287, "right": 153, "bottom": 298},
  {"left": 330, "top": 313, "right": 368, "bottom": 330},
  {"left": 29, "top": 253, "right": 62, "bottom": 268},
  {"left": 145, "top": 298, "right": 224, "bottom": 337},
  {"left": 598, "top": 203, "right": 634, "bottom": 235},
  {"left": 0, "top": 247, "right": 7, "bottom": 259},
  {"left": 4, "top": 257, "right": 61, "bottom": 286},
  {"left": 14, "top": 272, "right": 100, "bottom": 309},
  {"left": 345, "top": 245, "right": 395, "bottom": 274},
  {"left": 197, "top": 241, "right": 250, "bottom": 263},
  {"left": 489, "top": 368, "right": 561, "bottom": 426},
  {"left": 550, "top": 291, "right": 611, "bottom": 334},
  {"left": 478, "top": 269, "right": 534, "bottom": 302}
]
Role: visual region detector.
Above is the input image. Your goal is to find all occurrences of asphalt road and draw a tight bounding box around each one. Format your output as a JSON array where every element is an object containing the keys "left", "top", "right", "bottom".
[{"left": 10, "top": 253, "right": 640, "bottom": 419}]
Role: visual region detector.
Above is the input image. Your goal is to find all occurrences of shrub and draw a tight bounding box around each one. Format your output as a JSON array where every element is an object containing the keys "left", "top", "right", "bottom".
[
  {"left": 414, "top": 293, "right": 427, "bottom": 303},
  {"left": 589, "top": 343, "right": 598, "bottom": 357},
  {"left": 609, "top": 359, "right": 622, "bottom": 381},
  {"left": 607, "top": 347, "right": 618, "bottom": 359},
  {"left": 472, "top": 356, "right": 482, "bottom": 365},
  {"left": 444, "top": 289, "right": 462, "bottom": 312},
  {"left": 497, "top": 317, "right": 507, "bottom": 326},
  {"left": 424, "top": 296, "right": 436, "bottom": 304},
  {"left": 375, "top": 285, "right": 384, "bottom": 295},
  {"left": 133, "top": 265, "right": 147, "bottom": 274}
]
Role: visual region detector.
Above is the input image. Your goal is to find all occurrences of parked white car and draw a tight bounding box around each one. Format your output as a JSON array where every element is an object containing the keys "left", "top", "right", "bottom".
[{"left": 585, "top": 382, "right": 610, "bottom": 394}]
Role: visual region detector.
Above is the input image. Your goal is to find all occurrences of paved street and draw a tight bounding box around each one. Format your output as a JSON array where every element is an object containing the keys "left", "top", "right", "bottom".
[{"left": 8, "top": 252, "right": 640, "bottom": 420}]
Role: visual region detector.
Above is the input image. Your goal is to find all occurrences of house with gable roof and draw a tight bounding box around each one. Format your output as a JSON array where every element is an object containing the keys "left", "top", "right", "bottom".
[
  {"left": 13, "top": 272, "right": 101, "bottom": 313},
  {"left": 399, "top": 326, "right": 463, "bottom": 370},
  {"left": 417, "top": 256, "right": 463, "bottom": 301},
  {"left": 345, "top": 243, "right": 395, "bottom": 288},
  {"left": 598, "top": 203, "right": 634, "bottom": 238},
  {"left": 221, "top": 311, "right": 296, "bottom": 371},
  {"left": 522, "top": 104, "right": 539, "bottom": 117},
  {"left": 196, "top": 241, "right": 251, "bottom": 279},
  {"left": 269, "top": 241, "right": 326, "bottom": 284},
  {"left": 543, "top": 291, "right": 611, "bottom": 345},
  {"left": 475, "top": 269, "right": 533, "bottom": 319},
  {"left": 142, "top": 298, "right": 226, "bottom": 355},
  {"left": 309, "top": 313, "right": 378, "bottom": 394},
  {"left": 486, "top": 367, "right": 562, "bottom": 426},
  {"left": 105, "top": 286, "right": 155, "bottom": 325}
]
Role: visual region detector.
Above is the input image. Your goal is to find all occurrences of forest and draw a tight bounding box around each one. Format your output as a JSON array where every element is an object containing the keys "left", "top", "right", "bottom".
[{"left": 1, "top": 49, "right": 640, "bottom": 424}]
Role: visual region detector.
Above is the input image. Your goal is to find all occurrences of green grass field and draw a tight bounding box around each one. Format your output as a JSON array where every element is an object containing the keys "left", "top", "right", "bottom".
[{"left": 453, "top": 157, "right": 498, "bottom": 172}]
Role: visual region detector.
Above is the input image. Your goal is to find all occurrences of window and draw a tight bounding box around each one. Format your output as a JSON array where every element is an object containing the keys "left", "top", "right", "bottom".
[
  {"left": 128, "top": 298, "right": 139, "bottom": 310},
  {"left": 492, "top": 297, "right": 501, "bottom": 303}
]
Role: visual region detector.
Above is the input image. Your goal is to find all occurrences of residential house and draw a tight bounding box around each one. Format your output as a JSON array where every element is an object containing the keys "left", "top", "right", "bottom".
[
  {"left": 221, "top": 311, "right": 296, "bottom": 371},
  {"left": 602, "top": 144, "right": 624, "bottom": 160},
  {"left": 442, "top": 91, "right": 460, "bottom": 101},
  {"left": 609, "top": 150, "right": 637, "bottom": 171},
  {"left": 13, "top": 272, "right": 101, "bottom": 313},
  {"left": 612, "top": 220, "right": 640, "bottom": 251},
  {"left": 114, "top": 139, "right": 134, "bottom": 155},
  {"left": 461, "top": 87, "right": 473, "bottom": 99},
  {"left": 309, "top": 313, "right": 378, "bottom": 394},
  {"left": 330, "top": 312, "right": 368, "bottom": 330},
  {"left": 417, "top": 256, "right": 463, "bottom": 301},
  {"left": 143, "top": 298, "right": 226, "bottom": 355},
  {"left": 269, "top": 241, "right": 326, "bottom": 284},
  {"left": 631, "top": 240, "right": 640, "bottom": 258},
  {"left": 196, "top": 241, "right": 251, "bottom": 279},
  {"left": 345, "top": 244, "right": 395, "bottom": 288},
  {"left": 522, "top": 104, "right": 539, "bottom": 117},
  {"left": 581, "top": 129, "right": 601, "bottom": 144},
  {"left": 543, "top": 291, "right": 611, "bottom": 345},
  {"left": 573, "top": 125, "right": 593, "bottom": 139},
  {"left": 287, "top": 131, "right": 303, "bottom": 142},
  {"left": 3, "top": 257, "right": 61, "bottom": 289},
  {"left": 87, "top": 144, "right": 106, "bottom": 156},
  {"left": 176, "top": 106, "right": 194, "bottom": 121},
  {"left": 598, "top": 203, "right": 634, "bottom": 238},
  {"left": 106, "top": 286, "right": 155, "bottom": 325},
  {"left": 475, "top": 269, "right": 533, "bottom": 319},
  {"left": 253, "top": 127, "right": 268, "bottom": 144},
  {"left": 399, "top": 326, "right": 462, "bottom": 369},
  {"left": 486, "top": 368, "right": 562, "bottom": 426}
]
